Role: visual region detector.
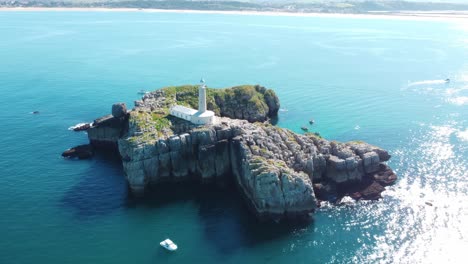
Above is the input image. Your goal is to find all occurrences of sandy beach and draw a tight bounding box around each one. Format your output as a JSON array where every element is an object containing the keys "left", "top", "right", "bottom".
[{"left": 1, "top": 7, "right": 468, "bottom": 21}]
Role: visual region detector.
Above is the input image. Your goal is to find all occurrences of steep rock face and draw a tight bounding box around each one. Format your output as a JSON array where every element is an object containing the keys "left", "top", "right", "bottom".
[
  {"left": 87, "top": 104, "right": 129, "bottom": 149},
  {"left": 118, "top": 112, "right": 395, "bottom": 220},
  {"left": 118, "top": 118, "right": 319, "bottom": 220},
  {"left": 119, "top": 120, "right": 231, "bottom": 190},
  {"left": 230, "top": 136, "right": 316, "bottom": 220}
]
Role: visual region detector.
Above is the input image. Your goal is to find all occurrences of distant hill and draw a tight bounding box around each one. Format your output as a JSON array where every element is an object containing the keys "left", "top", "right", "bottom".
[{"left": 2, "top": 0, "right": 468, "bottom": 13}]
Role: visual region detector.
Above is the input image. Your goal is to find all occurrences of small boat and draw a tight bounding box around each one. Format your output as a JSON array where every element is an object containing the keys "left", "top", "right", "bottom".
[
  {"left": 32, "top": 111, "right": 40, "bottom": 114},
  {"left": 160, "top": 238, "right": 178, "bottom": 251},
  {"left": 301, "top": 126, "right": 309, "bottom": 131},
  {"left": 445, "top": 78, "right": 450, "bottom": 83},
  {"left": 309, "top": 119, "right": 314, "bottom": 125},
  {"left": 137, "top": 90, "right": 148, "bottom": 95}
]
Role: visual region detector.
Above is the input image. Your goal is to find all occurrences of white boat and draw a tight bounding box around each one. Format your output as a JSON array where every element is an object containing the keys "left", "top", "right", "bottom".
[{"left": 160, "top": 239, "right": 178, "bottom": 251}]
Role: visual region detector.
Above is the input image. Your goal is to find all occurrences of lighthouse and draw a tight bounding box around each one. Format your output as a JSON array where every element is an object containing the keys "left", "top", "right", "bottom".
[
  {"left": 198, "top": 78, "right": 207, "bottom": 113},
  {"left": 169, "top": 78, "right": 216, "bottom": 125}
]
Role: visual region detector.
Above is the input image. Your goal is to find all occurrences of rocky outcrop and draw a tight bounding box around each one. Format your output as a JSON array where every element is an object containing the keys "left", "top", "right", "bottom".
[
  {"left": 119, "top": 112, "right": 395, "bottom": 221},
  {"left": 71, "top": 84, "right": 397, "bottom": 222},
  {"left": 112, "top": 102, "right": 127, "bottom": 118},
  {"left": 118, "top": 118, "right": 319, "bottom": 220},
  {"left": 213, "top": 85, "right": 279, "bottom": 122},
  {"left": 87, "top": 103, "right": 129, "bottom": 149}
]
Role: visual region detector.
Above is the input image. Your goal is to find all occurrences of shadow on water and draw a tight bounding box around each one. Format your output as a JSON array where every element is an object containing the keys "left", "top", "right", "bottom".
[
  {"left": 59, "top": 150, "right": 128, "bottom": 219},
  {"left": 61, "top": 151, "right": 312, "bottom": 254},
  {"left": 197, "top": 185, "right": 313, "bottom": 256},
  {"left": 129, "top": 181, "right": 313, "bottom": 256}
]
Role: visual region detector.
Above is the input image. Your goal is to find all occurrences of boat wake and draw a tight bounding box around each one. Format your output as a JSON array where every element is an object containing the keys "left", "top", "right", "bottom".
[{"left": 407, "top": 79, "right": 448, "bottom": 87}]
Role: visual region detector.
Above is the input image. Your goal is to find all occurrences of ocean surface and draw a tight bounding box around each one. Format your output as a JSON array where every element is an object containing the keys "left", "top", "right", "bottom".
[{"left": 0, "top": 11, "right": 467, "bottom": 264}]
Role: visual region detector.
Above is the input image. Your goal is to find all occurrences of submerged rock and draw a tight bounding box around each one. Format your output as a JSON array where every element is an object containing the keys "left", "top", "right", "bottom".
[{"left": 62, "top": 144, "right": 94, "bottom": 159}]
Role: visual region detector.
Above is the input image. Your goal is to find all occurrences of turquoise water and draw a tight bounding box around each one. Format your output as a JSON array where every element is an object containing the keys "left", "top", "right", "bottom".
[{"left": 0, "top": 11, "right": 467, "bottom": 263}]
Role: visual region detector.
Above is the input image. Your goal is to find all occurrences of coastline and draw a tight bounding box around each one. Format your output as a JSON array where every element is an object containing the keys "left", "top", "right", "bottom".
[{"left": 1, "top": 7, "right": 468, "bottom": 21}]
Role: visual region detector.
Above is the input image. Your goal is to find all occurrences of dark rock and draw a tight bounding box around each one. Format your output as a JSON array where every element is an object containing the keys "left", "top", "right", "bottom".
[
  {"left": 62, "top": 144, "right": 94, "bottom": 159},
  {"left": 374, "top": 148, "right": 391, "bottom": 162},
  {"left": 350, "top": 192, "right": 362, "bottom": 200},
  {"left": 112, "top": 103, "right": 127, "bottom": 118},
  {"left": 373, "top": 164, "right": 397, "bottom": 186},
  {"left": 313, "top": 183, "right": 337, "bottom": 202},
  {"left": 360, "top": 181, "right": 385, "bottom": 200}
]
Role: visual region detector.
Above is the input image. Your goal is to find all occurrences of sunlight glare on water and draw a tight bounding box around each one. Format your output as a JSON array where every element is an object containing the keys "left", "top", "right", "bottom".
[{"left": 353, "top": 122, "right": 468, "bottom": 264}]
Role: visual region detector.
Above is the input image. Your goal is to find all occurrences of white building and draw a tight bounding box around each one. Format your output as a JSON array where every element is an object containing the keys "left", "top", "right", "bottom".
[{"left": 169, "top": 79, "right": 216, "bottom": 125}]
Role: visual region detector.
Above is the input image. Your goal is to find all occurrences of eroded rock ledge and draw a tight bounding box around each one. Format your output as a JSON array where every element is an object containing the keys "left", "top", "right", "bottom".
[{"left": 73, "top": 84, "right": 397, "bottom": 222}]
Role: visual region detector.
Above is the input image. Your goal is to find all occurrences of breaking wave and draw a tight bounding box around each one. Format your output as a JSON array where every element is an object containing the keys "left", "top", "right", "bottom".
[
  {"left": 68, "top": 123, "right": 92, "bottom": 131},
  {"left": 407, "top": 79, "right": 448, "bottom": 87}
]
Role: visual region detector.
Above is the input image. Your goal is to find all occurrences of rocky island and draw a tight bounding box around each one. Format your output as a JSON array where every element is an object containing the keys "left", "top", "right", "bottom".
[{"left": 65, "top": 83, "right": 397, "bottom": 222}]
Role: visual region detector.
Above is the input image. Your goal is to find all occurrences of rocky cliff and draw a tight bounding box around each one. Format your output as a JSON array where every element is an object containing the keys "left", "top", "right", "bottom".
[
  {"left": 77, "top": 84, "right": 396, "bottom": 222},
  {"left": 87, "top": 103, "right": 129, "bottom": 149}
]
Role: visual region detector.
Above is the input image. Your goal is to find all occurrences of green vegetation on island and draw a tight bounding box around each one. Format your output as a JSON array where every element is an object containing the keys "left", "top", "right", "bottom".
[
  {"left": 161, "top": 84, "right": 278, "bottom": 118},
  {"left": 127, "top": 84, "right": 279, "bottom": 144}
]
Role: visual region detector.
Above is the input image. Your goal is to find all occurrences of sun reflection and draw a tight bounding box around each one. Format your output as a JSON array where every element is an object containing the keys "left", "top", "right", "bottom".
[
  {"left": 458, "top": 130, "right": 468, "bottom": 142},
  {"left": 448, "top": 96, "right": 468, "bottom": 106},
  {"left": 350, "top": 123, "right": 468, "bottom": 264}
]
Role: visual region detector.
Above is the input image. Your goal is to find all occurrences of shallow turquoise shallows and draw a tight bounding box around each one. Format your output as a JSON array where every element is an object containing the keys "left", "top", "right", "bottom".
[{"left": 0, "top": 11, "right": 467, "bottom": 264}]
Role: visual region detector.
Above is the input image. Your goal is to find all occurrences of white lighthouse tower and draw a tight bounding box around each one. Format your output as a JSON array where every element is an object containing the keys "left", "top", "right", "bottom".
[
  {"left": 198, "top": 78, "right": 207, "bottom": 113},
  {"left": 169, "top": 78, "right": 215, "bottom": 125}
]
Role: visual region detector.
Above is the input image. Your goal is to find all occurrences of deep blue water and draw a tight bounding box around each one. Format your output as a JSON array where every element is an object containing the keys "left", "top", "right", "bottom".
[{"left": 0, "top": 11, "right": 467, "bottom": 264}]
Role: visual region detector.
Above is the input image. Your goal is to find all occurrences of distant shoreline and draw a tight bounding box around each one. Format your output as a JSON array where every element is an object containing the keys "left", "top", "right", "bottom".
[{"left": 1, "top": 7, "right": 468, "bottom": 21}]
